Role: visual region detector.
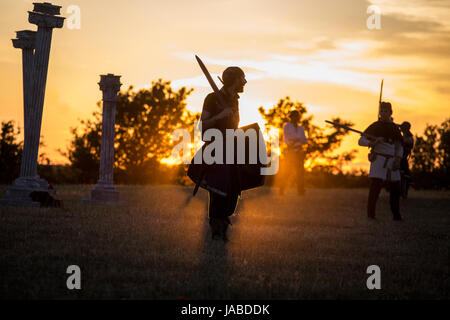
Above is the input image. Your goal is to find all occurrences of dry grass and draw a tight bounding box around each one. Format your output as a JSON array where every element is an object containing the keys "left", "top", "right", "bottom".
[{"left": 0, "top": 185, "right": 448, "bottom": 299}]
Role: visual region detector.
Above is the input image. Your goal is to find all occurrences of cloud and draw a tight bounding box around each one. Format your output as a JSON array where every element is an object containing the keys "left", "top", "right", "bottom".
[
  {"left": 369, "top": 0, "right": 450, "bottom": 29},
  {"left": 172, "top": 72, "right": 264, "bottom": 89},
  {"left": 362, "top": 1, "right": 450, "bottom": 61},
  {"left": 286, "top": 37, "right": 337, "bottom": 53},
  {"left": 173, "top": 40, "right": 387, "bottom": 94}
]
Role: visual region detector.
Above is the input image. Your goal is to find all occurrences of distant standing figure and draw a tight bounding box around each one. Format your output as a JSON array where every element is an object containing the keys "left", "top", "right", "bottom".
[
  {"left": 280, "top": 110, "right": 308, "bottom": 195},
  {"left": 399, "top": 121, "right": 414, "bottom": 198},
  {"left": 358, "top": 102, "right": 404, "bottom": 220}
]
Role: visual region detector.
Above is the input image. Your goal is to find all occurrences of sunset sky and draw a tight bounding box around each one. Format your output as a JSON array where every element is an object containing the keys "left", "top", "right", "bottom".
[{"left": 0, "top": 0, "right": 449, "bottom": 170}]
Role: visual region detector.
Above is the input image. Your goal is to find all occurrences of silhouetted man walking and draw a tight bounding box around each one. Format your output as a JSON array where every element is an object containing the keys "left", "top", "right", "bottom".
[
  {"left": 199, "top": 66, "right": 247, "bottom": 241},
  {"left": 359, "top": 102, "right": 404, "bottom": 220}
]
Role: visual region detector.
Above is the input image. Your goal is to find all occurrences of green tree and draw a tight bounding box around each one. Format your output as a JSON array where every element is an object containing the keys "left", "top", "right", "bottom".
[
  {"left": 0, "top": 121, "right": 51, "bottom": 183},
  {"left": 258, "top": 96, "right": 356, "bottom": 173},
  {"left": 63, "top": 79, "right": 197, "bottom": 183},
  {"left": 0, "top": 121, "right": 22, "bottom": 183},
  {"left": 411, "top": 118, "right": 450, "bottom": 189},
  {"left": 411, "top": 125, "right": 439, "bottom": 173},
  {"left": 62, "top": 117, "right": 102, "bottom": 183}
]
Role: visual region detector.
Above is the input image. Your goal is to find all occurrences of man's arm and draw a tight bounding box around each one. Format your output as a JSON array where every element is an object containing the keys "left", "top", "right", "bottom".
[
  {"left": 359, "top": 123, "right": 383, "bottom": 148},
  {"left": 199, "top": 95, "right": 233, "bottom": 131},
  {"left": 359, "top": 136, "right": 384, "bottom": 148},
  {"left": 298, "top": 126, "right": 307, "bottom": 145},
  {"left": 358, "top": 136, "right": 370, "bottom": 147},
  {"left": 392, "top": 140, "right": 403, "bottom": 170},
  {"left": 200, "top": 108, "right": 233, "bottom": 131},
  {"left": 283, "top": 124, "right": 293, "bottom": 145}
]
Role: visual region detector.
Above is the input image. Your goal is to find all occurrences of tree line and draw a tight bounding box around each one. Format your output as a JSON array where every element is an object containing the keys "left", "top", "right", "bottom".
[{"left": 1, "top": 79, "right": 448, "bottom": 189}]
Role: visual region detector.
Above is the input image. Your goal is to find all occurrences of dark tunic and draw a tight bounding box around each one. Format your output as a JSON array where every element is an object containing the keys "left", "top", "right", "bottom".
[
  {"left": 202, "top": 89, "right": 241, "bottom": 219},
  {"left": 187, "top": 89, "right": 267, "bottom": 221},
  {"left": 201, "top": 89, "right": 241, "bottom": 197},
  {"left": 187, "top": 88, "right": 242, "bottom": 197},
  {"left": 401, "top": 131, "right": 414, "bottom": 175},
  {"left": 402, "top": 131, "right": 414, "bottom": 157},
  {"left": 202, "top": 90, "right": 239, "bottom": 136}
]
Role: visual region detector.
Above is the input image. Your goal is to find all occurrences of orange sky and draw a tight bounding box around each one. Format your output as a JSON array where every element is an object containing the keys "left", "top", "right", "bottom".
[{"left": 1, "top": 0, "right": 449, "bottom": 171}]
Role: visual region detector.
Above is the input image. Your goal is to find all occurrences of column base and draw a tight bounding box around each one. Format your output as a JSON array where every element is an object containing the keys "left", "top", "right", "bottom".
[
  {"left": 0, "top": 176, "right": 56, "bottom": 207},
  {"left": 82, "top": 183, "right": 124, "bottom": 206}
]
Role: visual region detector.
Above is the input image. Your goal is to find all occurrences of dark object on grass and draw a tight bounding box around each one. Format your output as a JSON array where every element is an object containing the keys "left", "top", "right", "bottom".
[{"left": 29, "top": 191, "right": 62, "bottom": 208}]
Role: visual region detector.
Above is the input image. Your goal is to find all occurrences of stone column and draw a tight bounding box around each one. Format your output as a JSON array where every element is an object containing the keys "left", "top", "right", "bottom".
[
  {"left": 27, "top": 3, "right": 65, "bottom": 185},
  {"left": 1, "top": 3, "right": 64, "bottom": 206},
  {"left": 12, "top": 30, "right": 36, "bottom": 176},
  {"left": 85, "top": 74, "right": 123, "bottom": 205}
]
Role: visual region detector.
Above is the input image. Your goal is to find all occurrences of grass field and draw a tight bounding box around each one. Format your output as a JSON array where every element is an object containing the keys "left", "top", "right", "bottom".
[{"left": 0, "top": 185, "right": 448, "bottom": 299}]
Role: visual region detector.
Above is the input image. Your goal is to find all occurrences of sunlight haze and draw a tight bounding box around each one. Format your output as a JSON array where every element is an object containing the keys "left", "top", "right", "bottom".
[{"left": 1, "top": 0, "right": 449, "bottom": 171}]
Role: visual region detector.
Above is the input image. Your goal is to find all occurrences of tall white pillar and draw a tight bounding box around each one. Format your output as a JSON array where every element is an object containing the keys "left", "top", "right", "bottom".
[{"left": 85, "top": 74, "right": 124, "bottom": 205}]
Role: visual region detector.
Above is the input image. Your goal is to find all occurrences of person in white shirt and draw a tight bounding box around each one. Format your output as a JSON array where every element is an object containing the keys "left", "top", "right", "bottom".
[
  {"left": 358, "top": 102, "right": 404, "bottom": 220},
  {"left": 280, "top": 110, "right": 308, "bottom": 195}
]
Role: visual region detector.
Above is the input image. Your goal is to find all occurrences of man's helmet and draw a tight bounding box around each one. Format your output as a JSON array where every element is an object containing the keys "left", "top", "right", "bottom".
[
  {"left": 400, "top": 121, "right": 411, "bottom": 131},
  {"left": 222, "top": 66, "right": 245, "bottom": 87},
  {"left": 380, "top": 101, "right": 392, "bottom": 112}
]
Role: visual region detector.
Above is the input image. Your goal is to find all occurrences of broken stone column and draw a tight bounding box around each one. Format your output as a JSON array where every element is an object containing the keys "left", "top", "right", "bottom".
[
  {"left": 11, "top": 30, "right": 36, "bottom": 174},
  {"left": 1, "top": 3, "right": 64, "bottom": 206},
  {"left": 13, "top": 31, "right": 36, "bottom": 143},
  {"left": 85, "top": 74, "right": 123, "bottom": 205},
  {"left": 27, "top": 2, "right": 65, "bottom": 187}
]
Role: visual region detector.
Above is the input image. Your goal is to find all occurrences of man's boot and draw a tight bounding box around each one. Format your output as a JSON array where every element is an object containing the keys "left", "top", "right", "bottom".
[{"left": 209, "top": 218, "right": 222, "bottom": 240}]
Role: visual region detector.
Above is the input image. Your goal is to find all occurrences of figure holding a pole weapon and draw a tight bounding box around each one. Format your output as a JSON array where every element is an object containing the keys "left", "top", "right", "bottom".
[
  {"left": 379, "top": 79, "right": 414, "bottom": 198},
  {"left": 326, "top": 82, "right": 404, "bottom": 220},
  {"left": 360, "top": 101, "right": 404, "bottom": 220}
]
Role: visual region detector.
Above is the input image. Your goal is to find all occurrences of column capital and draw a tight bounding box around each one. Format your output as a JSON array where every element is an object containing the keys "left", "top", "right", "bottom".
[
  {"left": 99, "top": 74, "right": 122, "bottom": 102},
  {"left": 32, "top": 2, "right": 62, "bottom": 16},
  {"left": 11, "top": 30, "right": 37, "bottom": 50},
  {"left": 28, "top": 11, "right": 65, "bottom": 29}
]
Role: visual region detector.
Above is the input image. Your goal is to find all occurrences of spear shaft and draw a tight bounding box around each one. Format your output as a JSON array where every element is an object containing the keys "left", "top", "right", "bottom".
[
  {"left": 325, "top": 120, "right": 376, "bottom": 140},
  {"left": 378, "top": 79, "right": 384, "bottom": 117}
]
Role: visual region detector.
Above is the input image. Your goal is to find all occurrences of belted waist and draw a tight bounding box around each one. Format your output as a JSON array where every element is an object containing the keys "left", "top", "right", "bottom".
[{"left": 369, "top": 151, "right": 396, "bottom": 168}]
